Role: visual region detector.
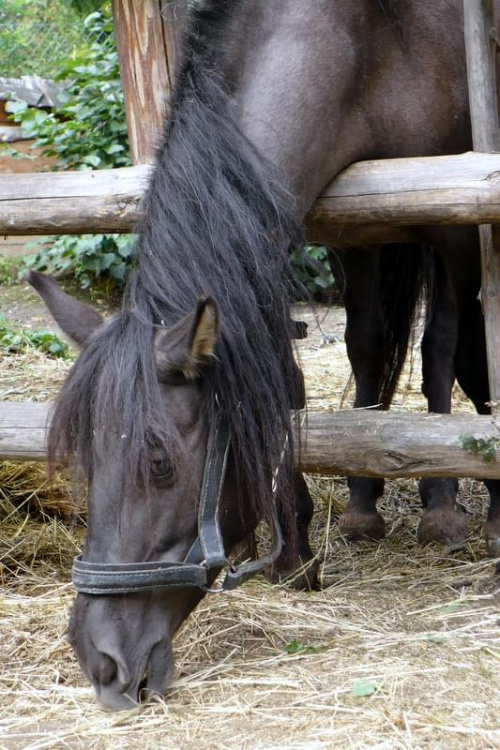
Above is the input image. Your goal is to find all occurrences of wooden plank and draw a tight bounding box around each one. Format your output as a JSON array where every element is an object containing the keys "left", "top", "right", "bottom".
[
  {"left": 0, "top": 165, "right": 151, "bottom": 235},
  {"left": 5, "top": 152, "right": 500, "bottom": 236},
  {"left": 464, "top": 0, "right": 499, "bottom": 151},
  {"left": 0, "top": 402, "right": 49, "bottom": 462},
  {"left": 3, "top": 401, "right": 500, "bottom": 479},
  {"left": 306, "top": 151, "right": 500, "bottom": 236},
  {"left": 161, "top": 0, "right": 188, "bottom": 85},
  {"left": 299, "top": 411, "right": 500, "bottom": 479},
  {"left": 464, "top": 0, "right": 500, "bottom": 406},
  {"left": 112, "top": 0, "right": 171, "bottom": 164}
]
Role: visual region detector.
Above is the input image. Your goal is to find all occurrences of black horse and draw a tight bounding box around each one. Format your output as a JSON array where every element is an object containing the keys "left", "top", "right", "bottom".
[
  {"left": 334, "top": 244, "right": 467, "bottom": 547},
  {"left": 28, "top": 0, "right": 500, "bottom": 711}
]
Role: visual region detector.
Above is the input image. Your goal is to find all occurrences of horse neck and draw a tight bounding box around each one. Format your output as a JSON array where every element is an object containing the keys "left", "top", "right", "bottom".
[{"left": 213, "top": 0, "right": 471, "bottom": 213}]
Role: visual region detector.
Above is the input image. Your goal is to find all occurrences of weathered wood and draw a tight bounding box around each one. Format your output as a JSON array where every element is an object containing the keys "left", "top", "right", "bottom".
[
  {"left": 464, "top": 0, "right": 500, "bottom": 406},
  {"left": 299, "top": 411, "right": 500, "bottom": 479},
  {"left": 160, "top": 0, "right": 188, "bottom": 85},
  {"left": 307, "top": 151, "right": 500, "bottom": 225},
  {"left": 0, "top": 165, "right": 151, "bottom": 235},
  {"left": 112, "top": 0, "right": 174, "bottom": 164},
  {"left": 0, "top": 402, "right": 49, "bottom": 462},
  {"left": 6, "top": 152, "right": 500, "bottom": 236},
  {"left": 3, "top": 402, "right": 500, "bottom": 479},
  {"left": 464, "top": 0, "right": 499, "bottom": 151}
]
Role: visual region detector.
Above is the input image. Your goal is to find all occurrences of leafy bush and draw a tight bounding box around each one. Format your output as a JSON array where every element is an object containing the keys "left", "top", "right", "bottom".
[
  {"left": 0, "top": 255, "right": 24, "bottom": 286},
  {"left": 6, "top": 10, "right": 130, "bottom": 172},
  {"left": 5, "top": 8, "right": 134, "bottom": 289},
  {"left": 291, "top": 245, "right": 335, "bottom": 298},
  {"left": 24, "top": 234, "right": 137, "bottom": 289},
  {"left": 0, "top": 0, "right": 89, "bottom": 78},
  {"left": 0, "top": 314, "right": 71, "bottom": 358}
]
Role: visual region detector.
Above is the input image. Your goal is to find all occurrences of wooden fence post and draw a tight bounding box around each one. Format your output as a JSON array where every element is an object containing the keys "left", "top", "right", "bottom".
[
  {"left": 464, "top": 0, "right": 500, "bottom": 408},
  {"left": 111, "top": 0, "right": 185, "bottom": 164}
]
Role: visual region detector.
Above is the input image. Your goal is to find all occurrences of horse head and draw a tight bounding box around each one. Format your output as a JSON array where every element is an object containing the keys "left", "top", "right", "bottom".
[{"left": 26, "top": 270, "right": 257, "bottom": 711}]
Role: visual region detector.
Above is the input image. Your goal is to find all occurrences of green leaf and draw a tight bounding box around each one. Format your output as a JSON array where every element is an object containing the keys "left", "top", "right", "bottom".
[
  {"left": 460, "top": 435, "right": 479, "bottom": 452},
  {"left": 352, "top": 680, "right": 378, "bottom": 697},
  {"left": 284, "top": 640, "right": 325, "bottom": 655},
  {"left": 425, "top": 634, "right": 447, "bottom": 643},
  {"left": 5, "top": 99, "right": 28, "bottom": 116},
  {"left": 82, "top": 154, "right": 102, "bottom": 168},
  {"left": 100, "top": 252, "right": 118, "bottom": 270},
  {"left": 460, "top": 434, "right": 499, "bottom": 462},
  {"left": 484, "top": 447, "right": 496, "bottom": 463}
]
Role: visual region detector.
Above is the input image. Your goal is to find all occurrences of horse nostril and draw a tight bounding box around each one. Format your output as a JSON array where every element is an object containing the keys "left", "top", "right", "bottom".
[
  {"left": 98, "top": 653, "right": 118, "bottom": 685},
  {"left": 138, "top": 667, "right": 150, "bottom": 697},
  {"left": 96, "top": 652, "right": 131, "bottom": 695}
]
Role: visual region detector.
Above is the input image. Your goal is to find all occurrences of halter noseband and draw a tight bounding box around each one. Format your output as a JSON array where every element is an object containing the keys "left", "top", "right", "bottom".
[{"left": 72, "top": 408, "right": 283, "bottom": 596}]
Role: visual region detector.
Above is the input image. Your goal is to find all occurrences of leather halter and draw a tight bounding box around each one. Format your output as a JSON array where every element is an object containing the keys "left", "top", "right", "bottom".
[{"left": 72, "top": 408, "right": 283, "bottom": 596}]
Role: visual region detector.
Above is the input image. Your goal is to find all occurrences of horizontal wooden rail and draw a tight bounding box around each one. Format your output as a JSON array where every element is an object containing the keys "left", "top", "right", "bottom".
[
  {"left": 2, "top": 152, "right": 500, "bottom": 236},
  {"left": 3, "top": 401, "right": 500, "bottom": 479},
  {"left": 0, "top": 166, "right": 151, "bottom": 235}
]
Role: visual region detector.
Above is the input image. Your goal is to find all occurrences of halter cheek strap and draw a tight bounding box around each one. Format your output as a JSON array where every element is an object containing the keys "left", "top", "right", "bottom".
[{"left": 72, "top": 409, "right": 284, "bottom": 596}]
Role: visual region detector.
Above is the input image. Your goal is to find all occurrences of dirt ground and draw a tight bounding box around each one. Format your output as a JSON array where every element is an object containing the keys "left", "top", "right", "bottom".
[{"left": 0, "top": 283, "right": 499, "bottom": 750}]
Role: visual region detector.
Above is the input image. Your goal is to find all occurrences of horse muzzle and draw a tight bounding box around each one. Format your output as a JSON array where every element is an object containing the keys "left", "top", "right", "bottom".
[{"left": 69, "top": 594, "right": 176, "bottom": 712}]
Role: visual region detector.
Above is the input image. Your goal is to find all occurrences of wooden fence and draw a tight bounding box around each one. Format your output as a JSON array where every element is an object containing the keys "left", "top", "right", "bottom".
[
  {"left": 1, "top": 0, "right": 500, "bottom": 478},
  {"left": 3, "top": 402, "right": 500, "bottom": 480}
]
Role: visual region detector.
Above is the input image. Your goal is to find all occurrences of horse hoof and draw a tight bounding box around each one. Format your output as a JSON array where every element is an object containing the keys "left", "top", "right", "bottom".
[
  {"left": 338, "top": 510, "right": 386, "bottom": 541},
  {"left": 267, "top": 558, "right": 320, "bottom": 590},
  {"left": 417, "top": 506, "right": 469, "bottom": 547},
  {"left": 486, "top": 535, "right": 500, "bottom": 558}
]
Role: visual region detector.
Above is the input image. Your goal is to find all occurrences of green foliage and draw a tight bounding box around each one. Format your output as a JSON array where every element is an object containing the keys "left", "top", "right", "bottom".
[
  {"left": 0, "top": 0, "right": 90, "bottom": 78},
  {"left": 460, "top": 434, "right": 500, "bottom": 463},
  {"left": 291, "top": 245, "right": 335, "bottom": 298},
  {"left": 284, "top": 640, "right": 325, "bottom": 655},
  {"left": 6, "top": 10, "right": 130, "bottom": 172},
  {"left": 0, "top": 255, "right": 23, "bottom": 286},
  {"left": 0, "top": 314, "right": 71, "bottom": 358},
  {"left": 5, "top": 8, "right": 134, "bottom": 289},
  {"left": 351, "top": 679, "right": 378, "bottom": 698},
  {"left": 24, "top": 234, "right": 137, "bottom": 289},
  {"left": 67, "top": 0, "right": 106, "bottom": 14}
]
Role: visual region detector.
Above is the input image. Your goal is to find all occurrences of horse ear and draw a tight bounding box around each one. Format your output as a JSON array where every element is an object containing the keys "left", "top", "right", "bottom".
[
  {"left": 25, "top": 270, "right": 104, "bottom": 348},
  {"left": 155, "top": 297, "right": 219, "bottom": 381}
]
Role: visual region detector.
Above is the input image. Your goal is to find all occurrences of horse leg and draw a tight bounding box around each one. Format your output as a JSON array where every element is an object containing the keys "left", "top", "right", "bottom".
[
  {"left": 335, "top": 249, "right": 386, "bottom": 540},
  {"left": 269, "top": 470, "right": 319, "bottom": 589},
  {"left": 484, "top": 483, "right": 500, "bottom": 557},
  {"left": 439, "top": 229, "right": 500, "bottom": 556},
  {"left": 417, "top": 253, "right": 468, "bottom": 546},
  {"left": 267, "top": 359, "right": 318, "bottom": 588}
]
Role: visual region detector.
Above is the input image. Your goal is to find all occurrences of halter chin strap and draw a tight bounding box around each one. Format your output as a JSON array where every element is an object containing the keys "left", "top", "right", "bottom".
[{"left": 72, "top": 408, "right": 284, "bottom": 596}]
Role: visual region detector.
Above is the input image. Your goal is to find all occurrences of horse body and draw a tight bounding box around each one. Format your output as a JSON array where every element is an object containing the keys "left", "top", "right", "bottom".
[
  {"left": 226, "top": 0, "right": 498, "bottom": 546},
  {"left": 226, "top": 0, "right": 471, "bottom": 209},
  {"left": 28, "top": 0, "right": 500, "bottom": 711}
]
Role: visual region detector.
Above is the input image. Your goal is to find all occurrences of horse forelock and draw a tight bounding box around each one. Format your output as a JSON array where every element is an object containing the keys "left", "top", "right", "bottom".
[
  {"left": 49, "top": 6, "right": 304, "bottom": 531},
  {"left": 48, "top": 312, "right": 185, "bottom": 496}
]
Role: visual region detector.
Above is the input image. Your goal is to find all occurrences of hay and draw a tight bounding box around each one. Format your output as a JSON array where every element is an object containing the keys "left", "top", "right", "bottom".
[{"left": 0, "top": 305, "right": 499, "bottom": 750}]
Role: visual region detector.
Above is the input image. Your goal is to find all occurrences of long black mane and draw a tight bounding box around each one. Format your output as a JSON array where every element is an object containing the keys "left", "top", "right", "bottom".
[{"left": 48, "top": 0, "right": 303, "bottom": 528}]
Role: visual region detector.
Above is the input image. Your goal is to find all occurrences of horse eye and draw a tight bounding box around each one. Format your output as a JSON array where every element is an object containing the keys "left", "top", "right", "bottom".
[
  {"left": 150, "top": 451, "right": 175, "bottom": 486},
  {"left": 151, "top": 460, "right": 175, "bottom": 486}
]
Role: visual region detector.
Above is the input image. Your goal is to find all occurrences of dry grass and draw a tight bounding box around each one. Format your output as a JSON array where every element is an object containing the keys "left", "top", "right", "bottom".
[{"left": 0, "top": 305, "right": 499, "bottom": 750}]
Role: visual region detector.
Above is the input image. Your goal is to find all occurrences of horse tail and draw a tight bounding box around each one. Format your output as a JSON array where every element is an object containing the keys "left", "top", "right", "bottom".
[{"left": 378, "top": 244, "right": 435, "bottom": 408}]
